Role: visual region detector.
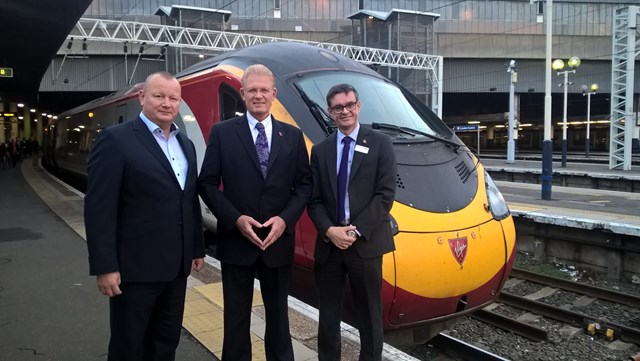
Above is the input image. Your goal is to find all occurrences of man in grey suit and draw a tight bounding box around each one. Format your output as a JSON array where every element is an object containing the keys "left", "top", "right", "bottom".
[
  {"left": 198, "top": 64, "right": 312, "bottom": 361},
  {"left": 308, "top": 83, "right": 397, "bottom": 361},
  {"left": 85, "top": 71, "right": 205, "bottom": 361}
]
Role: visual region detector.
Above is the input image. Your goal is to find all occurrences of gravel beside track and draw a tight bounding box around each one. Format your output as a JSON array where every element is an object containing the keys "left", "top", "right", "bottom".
[{"left": 404, "top": 252, "right": 640, "bottom": 360}]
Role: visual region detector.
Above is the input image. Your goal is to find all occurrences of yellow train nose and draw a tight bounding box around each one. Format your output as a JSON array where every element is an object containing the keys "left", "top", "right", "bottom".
[{"left": 383, "top": 217, "right": 516, "bottom": 325}]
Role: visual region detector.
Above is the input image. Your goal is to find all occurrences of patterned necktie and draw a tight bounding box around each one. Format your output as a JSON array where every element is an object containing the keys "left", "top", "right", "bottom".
[
  {"left": 255, "top": 122, "right": 269, "bottom": 179},
  {"left": 337, "top": 136, "right": 353, "bottom": 224}
]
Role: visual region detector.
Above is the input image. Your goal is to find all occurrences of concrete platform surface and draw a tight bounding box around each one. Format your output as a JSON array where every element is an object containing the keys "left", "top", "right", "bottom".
[{"left": 0, "top": 158, "right": 418, "bottom": 361}]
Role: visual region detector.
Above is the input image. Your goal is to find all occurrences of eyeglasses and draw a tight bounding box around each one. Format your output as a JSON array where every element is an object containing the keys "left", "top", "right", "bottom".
[{"left": 329, "top": 102, "right": 358, "bottom": 113}]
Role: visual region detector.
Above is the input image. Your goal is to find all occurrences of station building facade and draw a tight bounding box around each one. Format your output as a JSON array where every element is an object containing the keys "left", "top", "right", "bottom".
[{"left": 35, "top": 0, "right": 639, "bottom": 152}]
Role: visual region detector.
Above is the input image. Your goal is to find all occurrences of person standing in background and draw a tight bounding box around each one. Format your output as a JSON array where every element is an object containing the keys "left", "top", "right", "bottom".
[
  {"left": 84, "top": 71, "right": 205, "bottom": 361},
  {"left": 308, "top": 83, "right": 397, "bottom": 361}
]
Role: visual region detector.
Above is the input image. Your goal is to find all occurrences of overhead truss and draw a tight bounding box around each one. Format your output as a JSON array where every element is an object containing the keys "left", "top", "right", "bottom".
[
  {"left": 609, "top": 6, "right": 639, "bottom": 170},
  {"left": 67, "top": 18, "right": 443, "bottom": 116}
]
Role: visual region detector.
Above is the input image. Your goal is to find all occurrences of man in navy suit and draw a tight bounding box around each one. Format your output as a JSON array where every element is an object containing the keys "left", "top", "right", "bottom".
[
  {"left": 85, "top": 71, "right": 205, "bottom": 361},
  {"left": 198, "top": 64, "right": 312, "bottom": 361},
  {"left": 308, "top": 84, "right": 397, "bottom": 361}
]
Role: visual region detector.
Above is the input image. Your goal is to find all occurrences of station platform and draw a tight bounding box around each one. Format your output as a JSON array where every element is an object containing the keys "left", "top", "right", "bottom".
[
  {"left": 481, "top": 157, "right": 640, "bottom": 236},
  {"left": 482, "top": 157, "right": 640, "bottom": 192},
  {"left": 483, "top": 158, "right": 640, "bottom": 280},
  {"left": 498, "top": 180, "right": 640, "bottom": 236},
  {"left": 0, "top": 158, "right": 417, "bottom": 361}
]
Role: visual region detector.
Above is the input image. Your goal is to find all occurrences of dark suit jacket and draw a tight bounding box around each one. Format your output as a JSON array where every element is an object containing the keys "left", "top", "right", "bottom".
[
  {"left": 198, "top": 115, "right": 312, "bottom": 267},
  {"left": 85, "top": 117, "right": 205, "bottom": 282},
  {"left": 308, "top": 126, "right": 397, "bottom": 263}
]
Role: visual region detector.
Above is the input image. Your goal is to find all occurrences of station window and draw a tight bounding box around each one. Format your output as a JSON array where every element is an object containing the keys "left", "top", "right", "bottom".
[{"left": 274, "top": 0, "right": 280, "bottom": 10}]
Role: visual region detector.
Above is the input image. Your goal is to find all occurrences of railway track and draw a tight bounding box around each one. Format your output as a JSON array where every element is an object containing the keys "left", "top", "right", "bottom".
[
  {"left": 510, "top": 268, "right": 640, "bottom": 308},
  {"left": 405, "top": 263, "right": 640, "bottom": 360},
  {"left": 469, "top": 308, "right": 548, "bottom": 342},
  {"left": 500, "top": 267, "right": 640, "bottom": 344},
  {"left": 428, "top": 333, "right": 511, "bottom": 361}
]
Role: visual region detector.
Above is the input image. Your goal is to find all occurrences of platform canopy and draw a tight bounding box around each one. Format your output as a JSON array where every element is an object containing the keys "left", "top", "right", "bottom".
[{"left": 0, "top": 0, "right": 93, "bottom": 105}]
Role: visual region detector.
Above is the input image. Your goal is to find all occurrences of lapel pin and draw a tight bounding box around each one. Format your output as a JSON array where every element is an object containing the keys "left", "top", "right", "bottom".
[
  {"left": 363, "top": 139, "right": 367, "bottom": 144},
  {"left": 279, "top": 131, "right": 283, "bottom": 137}
]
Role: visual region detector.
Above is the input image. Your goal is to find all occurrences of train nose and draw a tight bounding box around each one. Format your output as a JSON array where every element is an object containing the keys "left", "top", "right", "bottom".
[{"left": 384, "top": 220, "right": 513, "bottom": 327}]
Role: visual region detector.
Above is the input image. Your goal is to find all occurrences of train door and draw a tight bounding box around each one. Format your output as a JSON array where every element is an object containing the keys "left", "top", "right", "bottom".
[
  {"left": 115, "top": 104, "right": 127, "bottom": 124},
  {"left": 43, "top": 120, "right": 58, "bottom": 169},
  {"left": 219, "top": 83, "right": 245, "bottom": 121}
]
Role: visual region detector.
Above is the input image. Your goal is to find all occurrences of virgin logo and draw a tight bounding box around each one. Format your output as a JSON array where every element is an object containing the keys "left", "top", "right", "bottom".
[{"left": 448, "top": 236, "right": 468, "bottom": 267}]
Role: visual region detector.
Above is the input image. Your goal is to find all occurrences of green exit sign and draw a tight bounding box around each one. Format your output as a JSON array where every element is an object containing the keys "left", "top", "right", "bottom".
[{"left": 0, "top": 67, "right": 13, "bottom": 78}]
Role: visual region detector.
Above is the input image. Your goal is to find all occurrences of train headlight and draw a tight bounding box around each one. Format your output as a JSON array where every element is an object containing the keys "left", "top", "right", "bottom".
[{"left": 484, "top": 171, "right": 510, "bottom": 220}]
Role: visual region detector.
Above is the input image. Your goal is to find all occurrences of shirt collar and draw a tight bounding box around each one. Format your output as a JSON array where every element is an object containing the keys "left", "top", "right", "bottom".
[
  {"left": 139, "top": 112, "right": 179, "bottom": 135},
  {"left": 246, "top": 112, "right": 272, "bottom": 130},
  {"left": 337, "top": 123, "right": 360, "bottom": 144}
]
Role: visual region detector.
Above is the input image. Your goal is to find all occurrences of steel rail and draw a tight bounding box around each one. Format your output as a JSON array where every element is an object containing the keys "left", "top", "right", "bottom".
[
  {"left": 499, "top": 292, "right": 640, "bottom": 345},
  {"left": 429, "top": 333, "right": 511, "bottom": 361},
  {"left": 511, "top": 268, "right": 640, "bottom": 308},
  {"left": 471, "top": 309, "right": 548, "bottom": 342}
]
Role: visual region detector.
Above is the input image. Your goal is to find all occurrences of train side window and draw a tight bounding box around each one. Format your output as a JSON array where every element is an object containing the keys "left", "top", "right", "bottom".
[
  {"left": 219, "top": 83, "right": 245, "bottom": 121},
  {"left": 115, "top": 104, "right": 127, "bottom": 124}
]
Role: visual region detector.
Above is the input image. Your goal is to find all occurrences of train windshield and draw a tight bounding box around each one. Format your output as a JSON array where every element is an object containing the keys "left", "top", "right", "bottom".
[{"left": 294, "top": 71, "right": 451, "bottom": 139}]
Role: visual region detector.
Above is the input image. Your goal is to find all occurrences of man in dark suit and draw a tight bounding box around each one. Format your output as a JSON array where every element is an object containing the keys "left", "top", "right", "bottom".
[
  {"left": 85, "top": 71, "right": 205, "bottom": 361},
  {"left": 308, "top": 83, "right": 397, "bottom": 361},
  {"left": 198, "top": 64, "right": 312, "bottom": 361}
]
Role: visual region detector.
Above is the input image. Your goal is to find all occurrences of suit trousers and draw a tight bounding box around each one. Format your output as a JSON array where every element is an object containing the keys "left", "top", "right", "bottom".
[
  {"left": 107, "top": 276, "right": 188, "bottom": 361},
  {"left": 315, "top": 245, "right": 384, "bottom": 361},
  {"left": 221, "top": 259, "right": 294, "bottom": 361}
]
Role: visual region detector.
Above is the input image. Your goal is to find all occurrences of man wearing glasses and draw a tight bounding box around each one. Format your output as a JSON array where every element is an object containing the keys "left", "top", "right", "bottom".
[{"left": 308, "top": 83, "right": 397, "bottom": 361}]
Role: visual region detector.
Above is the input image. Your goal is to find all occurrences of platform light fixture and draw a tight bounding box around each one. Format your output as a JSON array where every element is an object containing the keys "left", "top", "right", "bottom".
[
  {"left": 532, "top": 0, "right": 555, "bottom": 200},
  {"left": 553, "top": 56, "right": 581, "bottom": 167},
  {"left": 581, "top": 82, "right": 598, "bottom": 158}
]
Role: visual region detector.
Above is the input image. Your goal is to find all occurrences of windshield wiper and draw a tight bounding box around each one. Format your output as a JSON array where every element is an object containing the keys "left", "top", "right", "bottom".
[
  {"left": 371, "top": 122, "right": 418, "bottom": 136},
  {"left": 293, "top": 82, "right": 335, "bottom": 134},
  {"left": 372, "top": 122, "right": 461, "bottom": 152}
]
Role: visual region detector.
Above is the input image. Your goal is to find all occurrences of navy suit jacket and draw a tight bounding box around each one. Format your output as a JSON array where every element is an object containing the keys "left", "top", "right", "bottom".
[
  {"left": 84, "top": 117, "right": 205, "bottom": 282},
  {"left": 198, "top": 115, "right": 312, "bottom": 267},
  {"left": 308, "top": 126, "right": 397, "bottom": 263}
]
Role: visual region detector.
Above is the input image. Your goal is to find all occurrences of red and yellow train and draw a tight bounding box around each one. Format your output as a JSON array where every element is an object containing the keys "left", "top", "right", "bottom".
[{"left": 44, "top": 42, "right": 516, "bottom": 345}]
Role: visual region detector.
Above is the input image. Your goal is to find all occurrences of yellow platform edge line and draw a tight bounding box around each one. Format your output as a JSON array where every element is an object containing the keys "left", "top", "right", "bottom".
[{"left": 183, "top": 281, "right": 268, "bottom": 360}]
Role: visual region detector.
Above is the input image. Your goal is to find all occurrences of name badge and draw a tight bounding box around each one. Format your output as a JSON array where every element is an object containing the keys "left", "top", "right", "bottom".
[{"left": 354, "top": 145, "right": 369, "bottom": 154}]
